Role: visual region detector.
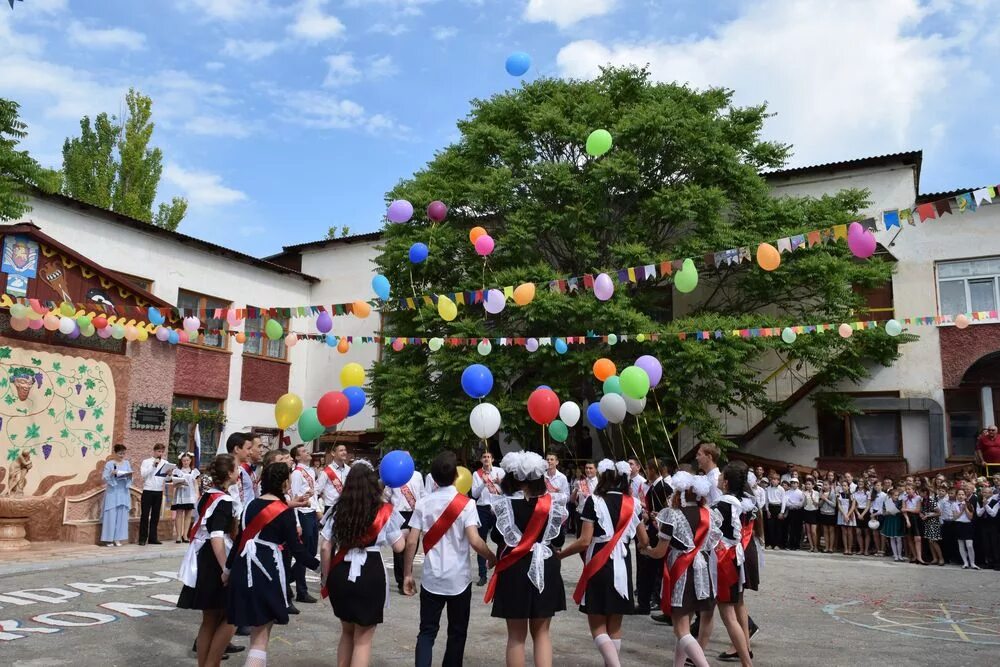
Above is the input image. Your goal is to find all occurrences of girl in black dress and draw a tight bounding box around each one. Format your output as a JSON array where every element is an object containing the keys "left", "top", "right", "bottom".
[
  {"left": 227, "top": 462, "right": 317, "bottom": 667},
  {"left": 326, "top": 460, "right": 406, "bottom": 667},
  {"left": 713, "top": 461, "right": 755, "bottom": 667},
  {"left": 489, "top": 451, "right": 567, "bottom": 667},
  {"left": 560, "top": 460, "right": 648, "bottom": 667},
  {"left": 177, "top": 454, "right": 237, "bottom": 667}
]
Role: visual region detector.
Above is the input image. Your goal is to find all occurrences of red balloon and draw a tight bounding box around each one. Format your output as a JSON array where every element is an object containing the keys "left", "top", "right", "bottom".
[
  {"left": 527, "top": 388, "right": 560, "bottom": 425},
  {"left": 317, "top": 391, "right": 350, "bottom": 427},
  {"left": 93, "top": 315, "right": 108, "bottom": 330}
]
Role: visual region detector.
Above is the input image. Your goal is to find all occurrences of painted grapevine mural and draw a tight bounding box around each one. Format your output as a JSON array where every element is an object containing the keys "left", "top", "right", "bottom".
[{"left": 0, "top": 345, "right": 115, "bottom": 497}]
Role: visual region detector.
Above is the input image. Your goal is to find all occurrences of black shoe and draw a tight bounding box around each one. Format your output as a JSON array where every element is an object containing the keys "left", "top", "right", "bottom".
[
  {"left": 139, "top": 540, "right": 147, "bottom": 546},
  {"left": 718, "top": 650, "right": 753, "bottom": 662},
  {"left": 235, "top": 626, "right": 250, "bottom": 637},
  {"left": 296, "top": 593, "right": 317, "bottom": 603},
  {"left": 690, "top": 620, "right": 700, "bottom": 638},
  {"left": 287, "top": 604, "right": 300, "bottom": 615},
  {"left": 149, "top": 540, "right": 163, "bottom": 545},
  {"left": 224, "top": 644, "right": 244, "bottom": 655},
  {"left": 749, "top": 625, "right": 761, "bottom": 640},
  {"left": 397, "top": 584, "right": 405, "bottom": 595},
  {"left": 191, "top": 640, "right": 197, "bottom": 652},
  {"left": 650, "top": 612, "right": 672, "bottom": 625},
  {"left": 221, "top": 655, "right": 229, "bottom": 662},
  {"left": 476, "top": 576, "right": 487, "bottom": 587}
]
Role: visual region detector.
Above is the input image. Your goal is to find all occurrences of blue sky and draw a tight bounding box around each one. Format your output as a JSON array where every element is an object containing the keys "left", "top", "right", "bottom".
[{"left": 2, "top": 0, "right": 998, "bottom": 257}]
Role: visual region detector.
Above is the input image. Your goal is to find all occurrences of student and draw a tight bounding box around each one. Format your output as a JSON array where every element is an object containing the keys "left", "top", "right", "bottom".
[
  {"left": 901, "top": 484, "right": 925, "bottom": 564},
  {"left": 979, "top": 481, "right": 1000, "bottom": 570},
  {"left": 289, "top": 444, "right": 320, "bottom": 603},
  {"left": 471, "top": 451, "right": 505, "bottom": 587},
  {"left": 139, "top": 443, "right": 169, "bottom": 545},
  {"left": 543, "top": 453, "right": 571, "bottom": 507},
  {"left": 178, "top": 454, "right": 237, "bottom": 667},
  {"left": 939, "top": 486, "right": 959, "bottom": 565},
  {"left": 101, "top": 444, "right": 132, "bottom": 547},
  {"left": 560, "top": 460, "right": 648, "bottom": 667},
  {"left": 869, "top": 481, "right": 887, "bottom": 557},
  {"left": 170, "top": 452, "right": 200, "bottom": 544},
  {"left": 921, "top": 487, "right": 944, "bottom": 565},
  {"left": 852, "top": 479, "right": 871, "bottom": 556},
  {"left": 402, "top": 451, "right": 495, "bottom": 667},
  {"left": 763, "top": 474, "right": 785, "bottom": 549},
  {"left": 818, "top": 481, "right": 838, "bottom": 554},
  {"left": 801, "top": 479, "right": 820, "bottom": 553},
  {"left": 226, "top": 462, "right": 317, "bottom": 667},
  {"left": 783, "top": 479, "right": 805, "bottom": 551},
  {"left": 955, "top": 489, "right": 979, "bottom": 569},
  {"left": 636, "top": 459, "right": 672, "bottom": 616},
  {"left": 640, "top": 471, "right": 720, "bottom": 667},
  {"left": 837, "top": 480, "right": 857, "bottom": 556},
  {"left": 487, "top": 451, "right": 567, "bottom": 667},
  {"left": 714, "top": 461, "right": 756, "bottom": 667},
  {"left": 326, "top": 461, "right": 406, "bottom": 667},
  {"left": 571, "top": 462, "right": 599, "bottom": 538},
  {"left": 628, "top": 458, "right": 647, "bottom": 502},
  {"left": 386, "top": 464, "right": 425, "bottom": 594},
  {"left": 880, "top": 487, "right": 905, "bottom": 561},
  {"left": 227, "top": 433, "right": 262, "bottom": 520}
]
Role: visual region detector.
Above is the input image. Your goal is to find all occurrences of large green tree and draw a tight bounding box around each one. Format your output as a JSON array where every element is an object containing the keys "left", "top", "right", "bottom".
[
  {"left": 370, "top": 67, "right": 904, "bottom": 466},
  {"left": 62, "top": 88, "right": 187, "bottom": 230},
  {"left": 0, "top": 98, "right": 59, "bottom": 222}
]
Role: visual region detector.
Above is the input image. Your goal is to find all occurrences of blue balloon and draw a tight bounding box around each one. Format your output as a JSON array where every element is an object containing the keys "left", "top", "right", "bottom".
[
  {"left": 587, "top": 402, "right": 609, "bottom": 429},
  {"left": 372, "top": 274, "right": 391, "bottom": 301},
  {"left": 409, "top": 242, "right": 429, "bottom": 264},
  {"left": 505, "top": 51, "right": 531, "bottom": 77},
  {"left": 380, "top": 450, "right": 415, "bottom": 488},
  {"left": 537, "top": 385, "right": 551, "bottom": 391},
  {"left": 461, "top": 363, "right": 493, "bottom": 399},
  {"left": 168, "top": 330, "right": 180, "bottom": 345},
  {"left": 147, "top": 306, "right": 165, "bottom": 326},
  {"left": 326, "top": 333, "right": 337, "bottom": 347},
  {"left": 344, "top": 386, "right": 366, "bottom": 417},
  {"left": 554, "top": 338, "right": 568, "bottom": 354}
]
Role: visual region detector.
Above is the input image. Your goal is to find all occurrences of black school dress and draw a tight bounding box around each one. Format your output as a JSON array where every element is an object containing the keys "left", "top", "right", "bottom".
[
  {"left": 742, "top": 498, "right": 761, "bottom": 592},
  {"left": 177, "top": 494, "right": 233, "bottom": 611},
  {"left": 657, "top": 504, "right": 721, "bottom": 616},
  {"left": 490, "top": 494, "right": 567, "bottom": 620},
  {"left": 715, "top": 496, "right": 750, "bottom": 604},
  {"left": 578, "top": 492, "right": 640, "bottom": 615},
  {"left": 226, "top": 498, "right": 318, "bottom": 627}
]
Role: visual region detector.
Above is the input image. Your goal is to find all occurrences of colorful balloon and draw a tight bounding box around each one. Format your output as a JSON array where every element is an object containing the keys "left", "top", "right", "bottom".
[
  {"left": 554, "top": 338, "right": 567, "bottom": 354},
  {"left": 619, "top": 366, "right": 650, "bottom": 399},
  {"left": 756, "top": 242, "right": 781, "bottom": 271},
  {"left": 337, "top": 338, "right": 350, "bottom": 354},
  {"left": 607, "top": 333, "right": 618, "bottom": 346},
  {"left": 781, "top": 327, "right": 797, "bottom": 344},
  {"left": 586, "top": 402, "right": 609, "bottom": 429},
  {"left": 559, "top": 401, "right": 581, "bottom": 427},
  {"left": 275, "top": 393, "right": 304, "bottom": 429},
  {"left": 285, "top": 333, "right": 298, "bottom": 349},
  {"left": 675, "top": 258, "right": 698, "bottom": 293},
  {"left": 317, "top": 391, "right": 350, "bottom": 427},
  {"left": 624, "top": 395, "right": 646, "bottom": 416},
  {"left": 455, "top": 466, "right": 473, "bottom": 494},
  {"left": 461, "top": 364, "right": 494, "bottom": 399},
  {"left": 428, "top": 337, "right": 443, "bottom": 351},
  {"left": 885, "top": 319, "right": 902, "bottom": 337},
  {"left": 343, "top": 386, "right": 366, "bottom": 417},
  {"left": 603, "top": 375, "right": 622, "bottom": 396},
  {"left": 847, "top": 222, "right": 876, "bottom": 258},
  {"left": 372, "top": 274, "right": 391, "bottom": 301},
  {"left": 341, "top": 362, "right": 365, "bottom": 387},
  {"left": 437, "top": 295, "right": 458, "bottom": 321},
  {"left": 470, "top": 402, "right": 502, "bottom": 439},
  {"left": 484, "top": 289, "right": 506, "bottom": 315},
  {"left": 585, "top": 129, "right": 613, "bottom": 157},
  {"left": 427, "top": 200, "right": 448, "bottom": 222},
  {"left": 548, "top": 419, "right": 569, "bottom": 443},
  {"left": 527, "top": 388, "right": 559, "bottom": 425},
  {"left": 183, "top": 316, "right": 200, "bottom": 332},
  {"left": 316, "top": 311, "right": 334, "bottom": 334},
  {"left": 635, "top": 355, "right": 662, "bottom": 387},
  {"left": 593, "top": 358, "right": 617, "bottom": 382},
  {"left": 599, "top": 393, "right": 627, "bottom": 424},
  {"left": 954, "top": 314, "right": 970, "bottom": 329},
  {"left": 469, "top": 226, "right": 487, "bottom": 244},
  {"left": 9, "top": 317, "right": 28, "bottom": 332},
  {"left": 513, "top": 283, "right": 535, "bottom": 306},
  {"left": 474, "top": 234, "right": 495, "bottom": 256},
  {"left": 477, "top": 339, "right": 492, "bottom": 356},
  {"left": 505, "top": 51, "right": 531, "bottom": 76},
  {"left": 380, "top": 450, "right": 415, "bottom": 488},
  {"left": 525, "top": 338, "right": 539, "bottom": 352},
  {"left": 838, "top": 323, "right": 853, "bottom": 338},
  {"left": 147, "top": 307, "right": 165, "bottom": 325},
  {"left": 409, "top": 242, "right": 429, "bottom": 264},
  {"left": 325, "top": 334, "right": 337, "bottom": 347},
  {"left": 298, "top": 408, "right": 325, "bottom": 441},
  {"left": 58, "top": 316, "right": 76, "bottom": 335},
  {"left": 594, "top": 272, "right": 614, "bottom": 301},
  {"left": 387, "top": 199, "right": 414, "bottom": 223},
  {"left": 265, "top": 319, "right": 283, "bottom": 341},
  {"left": 352, "top": 300, "right": 372, "bottom": 318}
]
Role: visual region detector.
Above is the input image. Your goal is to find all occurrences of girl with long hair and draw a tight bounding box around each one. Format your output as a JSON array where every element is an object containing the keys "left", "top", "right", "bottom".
[
  {"left": 902, "top": 483, "right": 925, "bottom": 564},
  {"left": 561, "top": 460, "right": 648, "bottom": 667},
  {"left": 713, "top": 461, "right": 756, "bottom": 666},
  {"left": 325, "top": 460, "right": 406, "bottom": 667},
  {"left": 955, "top": 488, "right": 980, "bottom": 569},
  {"left": 836, "top": 480, "right": 857, "bottom": 555},
  {"left": 921, "top": 486, "right": 944, "bottom": 565},
  {"left": 177, "top": 454, "right": 237, "bottom": 667},
  {"left": 226, "top": 462, "right": 317, "bottom": 667},
  {"left": 171, "top": 452, "right": 200, "bottom": 543},
  {"left": 852, "top": 479, "right": 871, "bottom": 555},
  {"left": 489, "top": 451, "right": 567, "bottom": 667},
  {"left": 818, "top": 480, "right": 838, "bottom": 553}
]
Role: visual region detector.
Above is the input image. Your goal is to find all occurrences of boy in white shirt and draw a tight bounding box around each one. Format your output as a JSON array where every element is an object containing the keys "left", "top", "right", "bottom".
[{"left": 403, "top": 452, "right": 495, "bottom": 667}]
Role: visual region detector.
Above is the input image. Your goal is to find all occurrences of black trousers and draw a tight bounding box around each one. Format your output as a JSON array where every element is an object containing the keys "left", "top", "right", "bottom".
[
  {"left": 765, "top": 504, "right": 784, "bottom": 548},
  {"left": 476, "top": 505, "right": 496, "bottom": 579},
  {"left": 139, "top": 490, "right": 162, "bottom": 543},
  {"left": 786, "top": 508, "right": 804, "bottom": 550},
  {"left": 416, "top": 585, "right": 472, "bottom": 667},
  {"left": 294, "top": 511, "right": 319, "bottom": 596},
  {"left": 987, "top": 523, "right": 1000, "bottom": 569},
  {"left": 635, "top": 550, "right": 662, "bottom": 611},
  {"left": 393, "top": 511, "right": 413, "bottom": 588}
]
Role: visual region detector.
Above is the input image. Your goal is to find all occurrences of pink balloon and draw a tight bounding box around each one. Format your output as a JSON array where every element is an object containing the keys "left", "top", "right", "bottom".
[
  {"left": 427, "top": 200, "right": 448, "bottom": 222},
  {"left": 392, "top": 338, "right": 405, "bottom": 351},
  {"left": 10, "top": 317, "right": 29, "bottom": 332},
  {"left": 847, "top": 221, "right": 864, "bottom": 238},
  {"left": 838, "top": 323, "right": 853, "bottom": 338},
  {"left": 594, "top": 273, "right": 614, "bottom": 301},
  {"left": 178, "top": 330, "right": 190, "bottom": 344},
  {"left": 155, "top": 326, "right": 170, "bottom": 341},
  {"left": 227, "top": 310, "right": 242, "bottom": 328},
  {"left": 474, "top": 235, "right": 495, "bottom": 256},
  {"left": 285, "top": 333, "right": 298, "bottom": 348},
  {"left": 97, "top": 326, "right": 113, "bottom": 339},
  {"left": 847, "top": 228, "right": 876, "bottom": 258},
  {"left": 27, "top": 317, "right": 44, "bottom": 330}
]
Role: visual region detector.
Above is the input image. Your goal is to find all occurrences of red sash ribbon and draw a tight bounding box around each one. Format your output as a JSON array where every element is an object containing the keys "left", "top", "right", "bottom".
[
  {"left": 423, "top": 493, "right": 471, "bottom": 553},
  {"left": 573, "top": 495, "right": 634, "bottom": 604},
  {"left": 479, "top": 469, "right": 500, "bottom": 495},
  {"left": 295, "top": 465, "right": 315, "bottom": 493},
  {"left": 237, "top": 499, "right": 289, "bottom": 554},
  {"left": 322, "top": 503, "right": 394, "bottom": 599},
  {"left": 660, "top": 506, "right": 710, "bottom": 614},
  {"left": 544, "top": 476, "right": 558, "bottom": 494},
  {"left": 716, "top": 517, "right": 754, "bottom": 603},
  {"left": 323, "top": 466, "right": 344, "bottom": 493},
  {"left": 484, "top": 494, "right": 552, "bottom": 603},
  {"left": 189, "top": 492, "right": 224, "bottom": 542},
  {"left": 400, "top": 483, "right": 417, "bottom": 509}
]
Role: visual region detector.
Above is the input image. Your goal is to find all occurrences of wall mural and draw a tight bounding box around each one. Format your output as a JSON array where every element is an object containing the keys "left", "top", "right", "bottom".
[{"left": 0, "top": 345, "right": 115, "bottom": 497}]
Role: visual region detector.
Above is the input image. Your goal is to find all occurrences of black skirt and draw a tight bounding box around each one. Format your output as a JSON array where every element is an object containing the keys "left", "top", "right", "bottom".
[
  {"left": 579, "top": 542, "right": 634, "bottom": 615},
  {"left": 803, "top": 510, "right": 819, "bottom": 525},
  {"left": 491, "top": 550, "right": 566, "bottom": 619},
  {"left": 818, "top": 512, "right": 837, "bottom": 526},
  {"left": 226, "top": 543, "right": 290, "bottom": 627},
  {"left": 177, "top": 543, "right": 226, "bottom": 611},
  {"left": 955, "top": 521, "right": 975, "bottom": 541},
  {"left": 172, "top": 502, "right": 194, "bottom": 511},
  {"left": 743, "top": 538, "right": 760, "bottom": 591},
  {"left": 906, "top": 515, "right": 924, "bottom": 537},
  {"left": 328, "top": 552, "right": 387, "bottom": 626},
  {"left": 668, "top": 555, "right": 716, "bottom": 617}
]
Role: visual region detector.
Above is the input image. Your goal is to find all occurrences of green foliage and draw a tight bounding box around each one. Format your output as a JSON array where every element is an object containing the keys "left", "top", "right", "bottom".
[
  {"left": 0, "top": 98, "right": 47, "bottom": 221},
  {"left": 370, "top": 67, "right": 906, "bottom": 465},
  {"left": 326, "top": 225, "right": 352, "bottom": 240},
  {"left": 60, "top": 88, "right": 188, "bottom": 228},
  {"left": 170, "top": 407, "right": 227, "bottom": 426}
]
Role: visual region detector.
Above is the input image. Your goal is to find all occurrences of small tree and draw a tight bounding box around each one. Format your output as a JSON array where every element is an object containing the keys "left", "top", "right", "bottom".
[{"left": 0, "top": 98, "right": 50, "bottom": 222}]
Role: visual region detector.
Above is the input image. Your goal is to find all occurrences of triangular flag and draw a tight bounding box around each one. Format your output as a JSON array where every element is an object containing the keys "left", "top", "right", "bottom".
[
  {"left": 935, "top": 200, "right": 952, "bottom": 216},
  {"left": 915, "top": 202, "right": 937, "bottom": 222},
  {"left": 955, "top": 192, "right": 976, "bottom": 213},
  {"left": 973, "top": 188, "right": 992, "bottom": 205},
  {"left": 882, "top": 210, "right": 900, "bottom": 229}
]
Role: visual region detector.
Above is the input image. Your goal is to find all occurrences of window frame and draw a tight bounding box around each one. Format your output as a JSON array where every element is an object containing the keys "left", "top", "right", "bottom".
[
  {"left": 817, "top": 392, "right": 905, "bottom": 460},
  {"left": 935, "top": 257, "right": 1000, "bottom": 318},
  {"left": 114, "top": 271, "right": 155, "bottom": 293},
  {"left": 177, "top": 289, "right": 231, "bottom": 351},
  {"left": 168, "top": 396, "right": 225, "bottom": 463},
  {"left": 944, "top": 387, "right": 982, "bottom": 461},
  {"left": 241, "top": 309, "right": 290, "bottom": 362}
]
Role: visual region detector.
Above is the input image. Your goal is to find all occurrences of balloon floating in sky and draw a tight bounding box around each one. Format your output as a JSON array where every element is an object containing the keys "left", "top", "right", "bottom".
[
  {"left": 505, "top": 51, "right": 531, "bottom": 77},
  {"left": 409, "top": 242, "right": 429, "bottom": 264},
  {"left": 427, "top": 200, "right": 448, "bottom": 222},
  {"left": 586, "top": 129, "right": 613, "bottom": 157},
  {"left": 387, "top": 199, "right": 414, "bottom": 223},
  {"left": 470, "top": 403, "right": 502, "bottom": 439},
  {"left": 461, "top": 363, "right": 493, "bottom": 399}
]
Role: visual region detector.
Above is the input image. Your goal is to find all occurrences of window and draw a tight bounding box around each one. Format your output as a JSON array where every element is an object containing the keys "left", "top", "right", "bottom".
[
  {"left": 243, "top": 310, "right": 288, "bottom": 360},
  {"left": 936, "top": 257, "right": 1000, "bottom": 315},
  {"left": 115, "top": 271, "right": 154, "bottom": 292},
  {"left": 177, "top": 290, "right": 230, "bottom": 349},
  {"left": 944, "top": 388, "right": 981, "bottom": 459},
  {"left": 818, "top": 410, "right": 902, "bottom": 458},
  {"left": 168, "top": 397, "right": 225, "bottom": 463}
]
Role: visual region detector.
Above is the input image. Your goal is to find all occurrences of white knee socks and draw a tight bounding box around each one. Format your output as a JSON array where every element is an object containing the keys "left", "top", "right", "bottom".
[
  {"left": 612, "top": 638, "right": 621, "bottom": 654},
  {"left": 890, "top": 537, "right": 902, "bottom": 560},
  {"left": 674, "top": 633, "right": 709, "bottom": 667},
  {"left": 958, "top": 540, "right": 969, "bottom": 566},
  {"left": 594, "top": 633, "right": 621, "bottom": 667},
  {"left": 244, "top": 648, "right": 267, "bottom": 667},
  {"left": 964, "top": 540, "right": 979, "bottom": 568}
]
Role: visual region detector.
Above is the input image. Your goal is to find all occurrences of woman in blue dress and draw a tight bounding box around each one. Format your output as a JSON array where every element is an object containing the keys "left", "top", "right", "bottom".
[{"left": 101, "top": 444, "right": 132, "bottom": 546}]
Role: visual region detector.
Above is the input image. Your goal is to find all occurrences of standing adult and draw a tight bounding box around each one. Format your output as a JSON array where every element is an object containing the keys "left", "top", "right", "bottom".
[
  {"left": 227, "top": 433, "right": 261, "bottom": 519},
  {"left": 386, "top": 465, "right": 425, "bottom": 594},
  {"left": 636, "top": 459, "right": 672, "bottom": 617},
  {"left": 694, "top": 443, "right": 722, "bottom": 507},
  {"left": 101, "top": 444, "right": 132, "bottom": 547},
  {"left": 976, "top": 425, "right": 1000, "bottom": 473},
  {"left": 316, "top": 443, "right": 352, "bottom": 584},
  {"left": 170, "top": 452, "right": 200, "bottom": 544},
  {"left": 544, "top": 454, "right": 571, "bottom": 513},
  {"left": 139, "top": 443, "right": 168, "bottom": 545},
  {"left": 471, "top": 451, "right": 505, "bottom": 586},
  {"left": 290, "top": 444, "right": 320, "bottom": 604}
]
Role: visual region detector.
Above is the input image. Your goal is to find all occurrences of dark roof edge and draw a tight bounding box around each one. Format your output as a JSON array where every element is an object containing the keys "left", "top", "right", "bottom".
[
  {"left": 916, "top": 186, "right": 990, "bottom": 204},
  {"left": 270, "top": 230, "right": 384, "bottom": 258},
  {"left": 761, "top": 150, "right": 923, "bottom": 184}
]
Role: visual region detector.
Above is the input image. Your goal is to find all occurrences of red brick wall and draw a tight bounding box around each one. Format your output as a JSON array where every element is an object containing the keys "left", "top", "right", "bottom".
[
  {"left": 939, "top": 323, "right": 1000, "bottom": 388},
  {"left": 173, "top": 344, "right": 230, "bottom": 399},
  {"left": 240, "top": 355, "right": 290, "bottom": 403},
  {"left": 123, "top": 341, "right": 177, "bottom": 457}
]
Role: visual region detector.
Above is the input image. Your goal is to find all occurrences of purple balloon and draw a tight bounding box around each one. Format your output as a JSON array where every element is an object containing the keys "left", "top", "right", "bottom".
[
  {"left": 155, "top": 326, "right": 170, "bottom": 342},
  {"left": 67, "top": 322, "right": 81, "bottom": 339},
  {"left": 635, "top": 355, "right": 663, "bottom": 387},
  {"left": 427, "top": 200, "right": 448, "bottom": 222},
  {"left": 594, "top": 272, "right": 614, "bottom": 301},
  {"left": 847, "top": 226, "right": 876, "bottom": 258},
  {"left": 316, "top": 311, "right": 334, "bottom": 334},
  {"left": 387, "top": 199, "right": 414, "bottom": 223},
  {"left": 525, "top": 337, "right": 539, "bottom": 352}
]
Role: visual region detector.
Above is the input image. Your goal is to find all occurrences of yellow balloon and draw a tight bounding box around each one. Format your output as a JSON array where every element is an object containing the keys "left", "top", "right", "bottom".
[
  {"left": 274, "top": 393, "right": 304, "bottom": 429},
  {"left": 437, "top": 295, "right": 457, "bottom": 322},
  {"left": 455, "top": 466, "right": 473, "bottom": 495},
  {"left": 341, "top": 362, "right": 365, "bottom": 388},
  {"left": 513, "top": 283, "right": 536, "bottom": 306},
  {"left": 136, "top": 327, "right": 149, "bottom": 342}
]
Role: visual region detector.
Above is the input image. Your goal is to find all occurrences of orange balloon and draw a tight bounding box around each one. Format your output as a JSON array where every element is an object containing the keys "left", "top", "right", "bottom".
[
  {"left": 593, "top": 358, "right": 617, "bottom": 382},
  {"left": 469, "top": 226, "right": 487, "bottom": 244},
  {"left": 513, "top": 283, "right": 536, "bottom": 306},
  {"left": 337, "top": 338, "right": 350, "bottom": 354},
  {"left": 756, "top": 243, "right": 781, "bottom": 271},
  {"left": 352, "top": 300, "right": 372, "bottom": 318},
  {"left": 235, "top": 332, "right": 246, "bottom": 344}
]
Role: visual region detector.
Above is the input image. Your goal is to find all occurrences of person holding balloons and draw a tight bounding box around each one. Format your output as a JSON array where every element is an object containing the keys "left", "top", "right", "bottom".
[
  {"left": 384, "top": 458, "right": 425, "bottom": 594},
  {"left": 401, "top": 451, "right": 495, "bottom": 667},
  {"left": 471, "top": 450, "right": 505, "bottom": 587}
]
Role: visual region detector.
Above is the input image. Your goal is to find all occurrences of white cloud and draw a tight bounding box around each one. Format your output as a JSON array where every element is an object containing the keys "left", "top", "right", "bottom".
[
  {"left": 323, "top": 53, "right": 396, "bottom": 87},
  {"left": 288, "top": 0, "right": 345, "bottom": 42},
  {"left": 555, "top": 0, "right": 968, "bottom": 167},
  {"left": 67, "top": 21, "right": 146, "bottom": 51},
  {"left": 369, "top": 22, "right": 408, "bottom": 36},
  {"left": 222, "top": 38, "right": 281, "bottom": 61},
  {"left": 184, "top": 115, "right": 253, "bottom": 138},
  {"left": 524, "top": 0, "right": 617, "bottom": 28},
  {"left": 277, "top": 90, "right": 406, "bottom": 135},
  {"left": 432, "top": 26, "right": 457, "bottom": 41},
  {"left": 205, "top": 61, "right": 226, "bottom": 71},
  {"left": 344, "top": 0, "right": 436, "bottom": 16},
  {"left": 163, "top": 163, "right": 247, "bottom": 207},
  {"left": 176, "top": 0, "right": 266, "bottom": 22}
]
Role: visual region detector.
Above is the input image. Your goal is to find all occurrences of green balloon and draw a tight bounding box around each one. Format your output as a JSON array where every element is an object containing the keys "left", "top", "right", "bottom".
[
  {"left": 76, "top": 315, "right": 92, "bottom": 329},
  {"left": 607, "top": 334, "right": 618, "bottom": 345},
  {"left": 781, "top": 327, "right": 797, "bottom": 344},
  {"left": 548, "top": 419, "right": 569, "bottom": 443},
  {"left": 603, "top": 375, "right": 622, "bottom": 395},
  {"left": 298, "top": 408, "right": 325, "bottom": 441},
  {"left": 428, "top": 337, "right": 444, "bottom": 351},
  {"left": 620, "top": 366, "right": 650, "bottom": 399},
  {"left": 265, "top": 319, "right": 284, "bottom": 341},
  {"left": 586, "top": 129, "right": 613, "bottom": 157},
  {"left": 674, "top": 258, "right": 699, "bottom": 294}
]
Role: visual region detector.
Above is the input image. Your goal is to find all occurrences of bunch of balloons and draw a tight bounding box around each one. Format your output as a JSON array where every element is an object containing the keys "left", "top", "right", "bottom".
[
  {"left": 469, "top": 226, "right": 495, "bottom": 257},
  {"left": 589, "top": 354, "right": 663, "bottom": 425}
]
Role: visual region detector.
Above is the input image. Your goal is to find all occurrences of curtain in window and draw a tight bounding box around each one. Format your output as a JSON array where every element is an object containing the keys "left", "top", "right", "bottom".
[{"left": 850, "top": 413, "right": 900, "bottom": 456}]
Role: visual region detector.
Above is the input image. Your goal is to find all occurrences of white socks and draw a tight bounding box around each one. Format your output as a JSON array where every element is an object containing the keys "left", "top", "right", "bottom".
[
  {"left": 244, "top": 649, "right": 267, "bottom": 667},
  {"left": 674, "top": 633, "right": 709, "bottom": 667},
  {"left": 594, "top": 634, "right": 621, "bottom": 667},
  {"left": 959, "top": 540, "right": 978, "bottom": 568},
  {"left": 612, "top": 638, "right": 621, "bottom": 653},
  {"left": 890, "top": 537, "right": 902, "bottom": 560}
]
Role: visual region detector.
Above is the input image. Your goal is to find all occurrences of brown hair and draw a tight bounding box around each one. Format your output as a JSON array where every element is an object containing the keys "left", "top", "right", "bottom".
[{"left": 698, "top": 442, "right": 720, "bottom": 463}]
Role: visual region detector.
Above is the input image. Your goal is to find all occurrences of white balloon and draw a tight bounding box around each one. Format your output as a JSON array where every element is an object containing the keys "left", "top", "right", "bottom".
[
  {"left": 477, "top": 339, "right": 492, "bottom": 356},
  {"left": 483, "top": 289, "right": 506, "bottom": 315},
  {"left": 470, "top": 402, "right": 502, "bottom": 439},
  {"left": 58, "top": 316, "right": 76, "bottom": 335},
  {"left": 624, "top": 395, "right": 646, "bottom": 416},
  {"left": 559, "top": 401, "right": 581, "bottom": 427},
  {"left": 599, "top": 394, "right": 627, "bottom": 424},
  {"left": 183, "top": 316, "right": 200, "bottom": 332}
]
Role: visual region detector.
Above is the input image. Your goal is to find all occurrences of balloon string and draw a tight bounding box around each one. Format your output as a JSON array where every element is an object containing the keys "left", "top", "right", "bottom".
[
  {"left": 408, "top": 266, "right": 427, "bottom": 329},
  {"left": 635, "top": 414, "right": 650, "bottom": 468},
  {"left": 651, "top": 390, "right": 679, "bottom": 465},
  {"left": 618, "top": 423, "right": 640, "bottom": 464}
]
